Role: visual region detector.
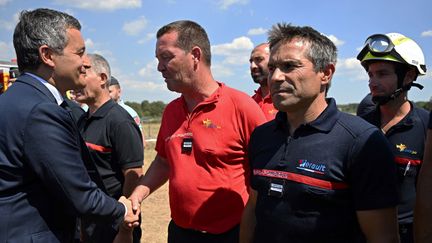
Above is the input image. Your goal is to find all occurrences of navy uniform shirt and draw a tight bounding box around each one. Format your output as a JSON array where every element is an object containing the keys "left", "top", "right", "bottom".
[
  {"left": 361, "top": 102, "right": 429, "bottom": 224},
  {"left": 249, "top": 98, "right": 399, "bottom": 243},
  {"left": 78, "top": 99, "right": 143, "bottom": 199}
]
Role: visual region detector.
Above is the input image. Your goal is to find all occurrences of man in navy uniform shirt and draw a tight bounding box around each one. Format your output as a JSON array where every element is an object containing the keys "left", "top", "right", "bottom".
[
  {"left": 356, "top": 32, "right": 428, "bottom": 243},
  {"left": 240, "top": 23, "right": 400, "bottom": 243}
]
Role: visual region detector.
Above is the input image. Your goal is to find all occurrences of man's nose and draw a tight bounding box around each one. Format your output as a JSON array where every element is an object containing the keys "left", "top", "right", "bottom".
[
  {"left": 250, "top": 61, "right": 258, "bottom": 70},
  {"left": 269, "top": 68, "right": 284, "bottom": 84},
  {"left": 157, "top": 61, "right": 165, "bottom": 72},
  {"left": 82, "top": 54, "right": 91, "bottom": 69}
]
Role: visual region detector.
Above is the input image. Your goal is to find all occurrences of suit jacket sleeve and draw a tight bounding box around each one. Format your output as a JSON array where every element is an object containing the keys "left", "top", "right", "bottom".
[{"left": 22, "top": 102, "right": 125, "bottom": 222}]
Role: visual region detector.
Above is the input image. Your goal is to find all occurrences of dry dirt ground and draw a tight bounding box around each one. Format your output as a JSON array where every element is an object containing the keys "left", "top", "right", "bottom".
[
  {"left": 140, "top": 124, "right": 171, "bottom": 243},
  {"left": 139, "top": 165, "right": 170, "bottom": 242}
]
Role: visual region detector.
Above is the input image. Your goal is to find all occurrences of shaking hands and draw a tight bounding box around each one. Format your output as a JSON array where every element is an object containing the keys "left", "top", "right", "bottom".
[{"left": 118, "top": 196, "right": 140, "bottom": 228}]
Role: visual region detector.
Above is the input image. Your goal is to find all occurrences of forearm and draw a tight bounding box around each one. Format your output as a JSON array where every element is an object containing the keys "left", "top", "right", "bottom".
[
  {"left": 415, "top": 171, "right": 432, "bottom": 243},
  {"left": 239, "top": 208, "right": 256, "bottom": 243},
  {"left": 357, "top": 207, "right": 399, "bottom": 243},
  {"left": 122, "top": 167, "right": 143, "bottom": 197},
  {"left": 113, "top": 224, "right": 133, "bottom": 243},
  {"left": 414, "top": 130, "right": 432, "bottom": 243},
  {"left": 240, "top": 189, "right": 257, "bottom": 243},
  {"left": 132, "top": 155, "right": 170, "bottom": 202}
]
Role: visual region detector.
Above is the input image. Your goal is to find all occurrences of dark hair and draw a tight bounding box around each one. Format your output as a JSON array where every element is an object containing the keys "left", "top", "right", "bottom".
[
  {"left": 110, "top": 76, "right": 120, "bottom": 87},
  {"left": 13, "top": 8, "right": 81, "bottom": 72},
  {"left": 157, "top": 20, "right": 211, "bottom": 66},
  {"left": 268, "top": 23, "right": 337, "bottom": 73}
]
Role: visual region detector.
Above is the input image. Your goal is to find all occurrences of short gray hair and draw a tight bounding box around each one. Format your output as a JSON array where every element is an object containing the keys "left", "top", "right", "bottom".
[
  {"left": 87, "top": 53, "right": 111, "bottom": 86},
  {"left": 268, "top": 23, "right": 337, "bottom": 92},
  {"left": 13, "top": 8, "right": 81, "bottom": 72},
  {"left": 268, "top": 23, "right": 337, "bottom": 73}
]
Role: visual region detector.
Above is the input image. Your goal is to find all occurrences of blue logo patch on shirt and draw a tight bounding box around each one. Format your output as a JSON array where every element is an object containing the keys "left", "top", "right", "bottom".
[
  {"left": 296, "top": 159, "right": 326, "bottom": 175},
  {"left": 396, "top": 143, "right": 418, "bottom": 155}
]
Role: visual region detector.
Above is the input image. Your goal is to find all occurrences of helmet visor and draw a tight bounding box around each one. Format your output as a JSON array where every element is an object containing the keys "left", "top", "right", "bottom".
[
  {"left": 367, "top": 35, "right": 393, "bottom": 53},
  {"left": 357, "top": 34, "right": 405, "bottom": 63}
]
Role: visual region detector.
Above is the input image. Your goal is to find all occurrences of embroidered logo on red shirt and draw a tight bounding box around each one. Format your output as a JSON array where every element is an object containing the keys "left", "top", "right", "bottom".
[
  {"left": 268, "top": 109, "right": 277, "bottom": 115},
  {"left": 165, "top": 132, "right": 193, "bottom": 141},
  {"left": 202, "top": 118, "right": 220, "bottom": 128}
]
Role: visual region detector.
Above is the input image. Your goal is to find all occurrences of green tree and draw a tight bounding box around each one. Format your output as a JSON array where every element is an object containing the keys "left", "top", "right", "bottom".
[
  {"left": 337, "top": 103, "right": 358, "bottom": 115},
  {"left": 148, "top": 101, "right": 166, "bottom": 117},
  {"left": 415, "top": 101, "right": 432, "bottom": 111},
  {"left": 125, "top": 101, "right": 143, "bottom": 116},
  {"left": 131, "top": 100, "right": 167, "bottom": 118},
  {"left": 141, "top": 100, "right": 150, "bottom": 117}
]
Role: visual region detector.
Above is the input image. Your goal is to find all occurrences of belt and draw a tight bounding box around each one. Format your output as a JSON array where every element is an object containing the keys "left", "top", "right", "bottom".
[{"left": 171, "top": 220, "right": 238, "bottom": 235}]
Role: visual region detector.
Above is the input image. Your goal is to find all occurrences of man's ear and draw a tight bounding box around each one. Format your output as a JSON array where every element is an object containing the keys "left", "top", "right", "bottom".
[
  {"left": 404, "top": 67, "right": 418, "bottom": 83},
  {"left": 321, "top": 63, "right": 335, "bottom": 85},
  {"left": 100, "top": 72, "right": 108, "bottom": 87},
  {"left": 191, "top": 46, "right": 201, "bottom": 64},
  {"left": 39, "top": 45, "right": 55, "bottom": 68}
]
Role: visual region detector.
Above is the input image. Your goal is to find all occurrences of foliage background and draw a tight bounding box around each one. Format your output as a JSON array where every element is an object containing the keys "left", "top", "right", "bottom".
[{"left": 129, "top": 99, "right": 432, "bottom": 119}]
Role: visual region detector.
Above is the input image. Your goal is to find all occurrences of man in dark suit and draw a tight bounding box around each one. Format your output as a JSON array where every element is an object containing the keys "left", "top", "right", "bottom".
[{"left": 0, "top": 8, "right": 139, "bottom": 243}]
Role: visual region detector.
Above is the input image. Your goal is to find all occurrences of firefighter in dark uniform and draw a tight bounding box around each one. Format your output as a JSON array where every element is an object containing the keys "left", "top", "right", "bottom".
[
  {"left": 75, "top": 53, "right": 143, "bottom": 243},
  {"left": 239, "top": 23, "right": 400, "bottom": 243},
  {"left": 356, "top": 32, "right": 429, "bottom": 243}
]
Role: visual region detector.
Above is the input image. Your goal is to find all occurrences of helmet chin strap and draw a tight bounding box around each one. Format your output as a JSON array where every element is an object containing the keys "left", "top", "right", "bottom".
[{"left": 372, "top": 82, "right": 423, "bottom": 106}]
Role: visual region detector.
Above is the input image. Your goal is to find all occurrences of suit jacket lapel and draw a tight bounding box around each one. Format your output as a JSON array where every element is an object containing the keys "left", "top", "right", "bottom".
[
  {"left": 17, "top": 74, "right": 108, "bottom": 193},
  {"left": 61, "top": 99, "right": 108, "bottom": 193},
  {"left": 15, "top": 74, "right": 58, "bottom": 104}
]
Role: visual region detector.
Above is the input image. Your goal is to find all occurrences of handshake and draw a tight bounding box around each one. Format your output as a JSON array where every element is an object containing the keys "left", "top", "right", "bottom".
[
  {"left": 111, "top": 196, "right": 141, "bottom": 243},
  {"left": 112, "top": 185, "right": 148, "bottom": 242},
  {"left": 118, "top": 196, "right": 140, "bottom": 228}
]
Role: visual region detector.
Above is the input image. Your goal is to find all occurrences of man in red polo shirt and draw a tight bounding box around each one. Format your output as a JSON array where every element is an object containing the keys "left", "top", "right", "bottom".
[
  {"left": 249, "top": 43, "right": 277, "bottom": 120},
  {"left": 130, "top": 20, "right": 266, "bottom": 243}
]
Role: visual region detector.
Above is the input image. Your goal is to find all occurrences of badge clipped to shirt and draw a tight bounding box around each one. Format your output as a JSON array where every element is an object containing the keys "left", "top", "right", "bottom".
[
  {"left": 268, "top": 178, "right": 285, "bottom": 198},
  {"left": 181, "top": 137, "right": 193, "bottom": 154}
]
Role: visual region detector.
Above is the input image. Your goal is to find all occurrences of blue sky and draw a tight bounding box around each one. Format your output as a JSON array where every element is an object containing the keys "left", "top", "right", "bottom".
[{"left": 1, "top": 0, "right": 431, "bottom": 104}]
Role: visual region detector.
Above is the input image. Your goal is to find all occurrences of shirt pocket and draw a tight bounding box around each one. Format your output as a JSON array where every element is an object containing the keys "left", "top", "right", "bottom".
[{"left": 305, "top": 185, "right": 349, "bottom": 206}]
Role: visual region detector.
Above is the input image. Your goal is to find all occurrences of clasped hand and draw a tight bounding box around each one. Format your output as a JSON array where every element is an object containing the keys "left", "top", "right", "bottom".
[{"left": 118, "top": 196, "right": 140, "bottom": 228}]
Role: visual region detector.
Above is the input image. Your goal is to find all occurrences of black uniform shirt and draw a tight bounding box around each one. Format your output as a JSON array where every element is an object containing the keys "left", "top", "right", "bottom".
[
  {"left": 78, "top": 99, "right": 143, "bottom": 198},
  {"left": 361, "top": 102, "right": 429, "bottom": 224},
  {"left": 249, "top": 98, "right": 399, "bottom": 243}
]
